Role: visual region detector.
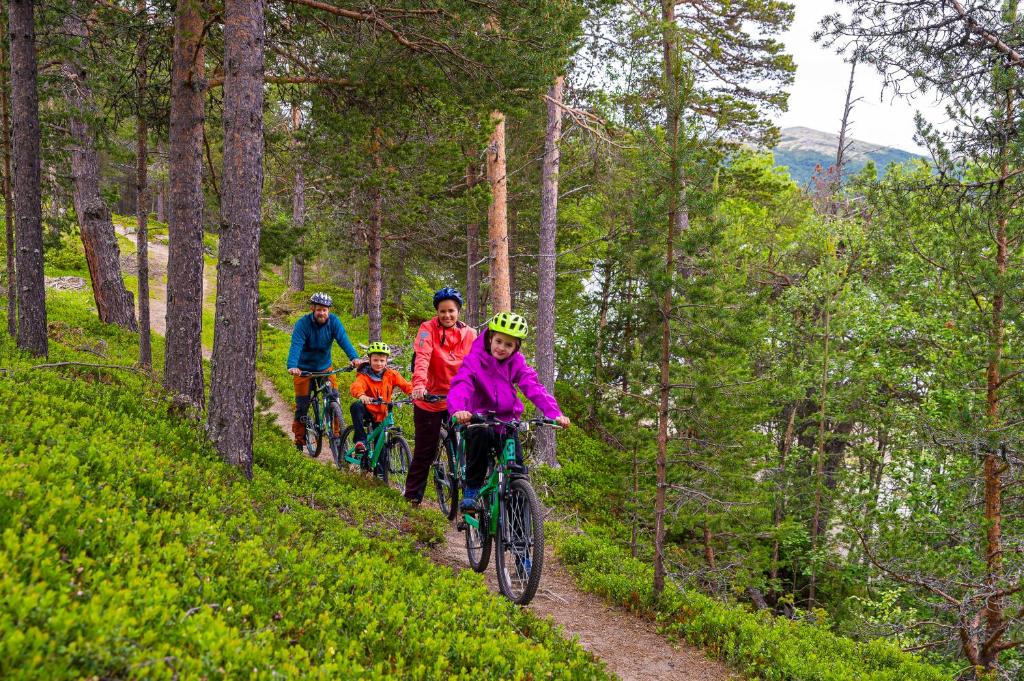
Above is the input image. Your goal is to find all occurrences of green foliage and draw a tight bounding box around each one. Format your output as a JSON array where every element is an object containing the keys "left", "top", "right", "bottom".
[
  {"left": 553, "top": 531, "right": 953, "bottom": 681},
  {"left": 0, "top": 292, "right": 608, "bottom": 679}
]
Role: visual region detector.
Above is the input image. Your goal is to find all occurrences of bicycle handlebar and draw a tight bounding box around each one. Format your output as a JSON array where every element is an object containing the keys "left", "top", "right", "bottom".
[
  {"left": 365, "top": 397, "right": 413, "bottom": 407},
  {"left": 419, "top": 393, "right": 447, "bottom": 403},
  {"left": 460, "top": 413, "right": 563, "bottom": 431},
  {"left": 296, "top": 366, "right": 355, "bottom": 378}
]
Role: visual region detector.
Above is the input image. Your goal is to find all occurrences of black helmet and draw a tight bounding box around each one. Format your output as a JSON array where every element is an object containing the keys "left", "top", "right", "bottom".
[
  {"left": 432, "top": 287, "right": 464, "bottom": 309},
  {"left": 309, "top": 292, "right": 333, "bottom": 307}
]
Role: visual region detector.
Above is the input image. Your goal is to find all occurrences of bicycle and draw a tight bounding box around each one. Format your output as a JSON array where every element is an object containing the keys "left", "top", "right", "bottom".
[
  {"left": 296, "top": 367, "right": 354, "bottom": 462},
  {"left": 455, "top": 413, "right": 561, "bottom": 605},
  {"left": 338, "top": 397, "right": 413, "bottom": 486}
]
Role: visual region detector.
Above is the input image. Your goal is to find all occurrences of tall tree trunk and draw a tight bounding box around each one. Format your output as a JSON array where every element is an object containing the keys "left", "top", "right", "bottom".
[
  {"left": 770, "top": 404, "right": 796, "bottom": 583},
  {"left": 155, "top": 140, "right": 166, "bottom": 223},
  {"left": 808, "top": 304, "right": 831, "bottom": 608},
  {"left": 208, "top": 0, "right": 264, "bottom": 479},
  {"left": 465, "top": 160, "right": 481, "bottom": 327},
  {"left": 136, "top": 0, "right": 151, "bottom": 369},
  {"left": 287, "top": 102, "right": 304, "bottom": 291},
  {"left": 366, "top": 131, "right": 383, "bottom": 342},
  {"left": 164, "top": 0, "right": 207, "bottom": 410},
  {"left": 653, "top": 0, "right": 680, "bottom": 598},
  {"left": 589, "top": 259, "right": 612, "bottom": 422},
  {"left": 487, "top": 110, "right": 511, "bottom": 313},
  {"left": 9, "top": 0, "right": 45, "bottom": 356},
  {"left": 1, "top": 8, "right": 14, "bottom": 337},
  {"left": 535, "top": 76, "right": 563, "bottom": 467},
  {"left": 62, "top": 4, "right": 137, "bottom": 330},
  {"left": 834, "top": 57, "right": 858, "bottom": 187}
]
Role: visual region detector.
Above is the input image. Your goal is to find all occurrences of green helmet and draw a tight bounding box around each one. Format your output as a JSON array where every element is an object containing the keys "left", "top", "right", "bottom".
[
  {"left": 488, "top": 312, "right": 528, "bottom": 340},
  {"left": 367, "top": 341, "right": 391, "bottom": 356}
]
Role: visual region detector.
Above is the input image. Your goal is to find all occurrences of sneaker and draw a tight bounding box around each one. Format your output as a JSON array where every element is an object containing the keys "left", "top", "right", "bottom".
[
  {"left": 460, "top": 487, "right": 480, "bottom": 511},
  {"left": 295, "top": 443, "right": 304, "bottom": 453},
  {"left": 355, "top": 442, "right": 367, "bottom": 454}
]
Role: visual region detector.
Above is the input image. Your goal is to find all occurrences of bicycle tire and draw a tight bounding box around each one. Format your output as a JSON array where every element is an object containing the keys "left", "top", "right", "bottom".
[
  {"left": 465, "top": 504, "right": 492, "bottom": 573},
  {"left": 328, "top": 402, "right": 345, "bottom": 468},
  {"left": 495, "top": 477, "right": 544, "bottom": 605},
  {"left": 433, "top": 440, "right": 459, "bottom": 519},
  {"left": 339, "top": 425, "right": 358, "bottom": 468},
  {"left": 387, "top": 435, "right": 411, "bottom": 488},
  {"left": 304, "top": 398, "right": 323, "bottom": 458}
]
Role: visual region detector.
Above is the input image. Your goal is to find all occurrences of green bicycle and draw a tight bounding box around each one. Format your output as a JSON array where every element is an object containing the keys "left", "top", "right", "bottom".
[
  {"left": 297, "top": 367, "right": 353, "bottom": 461},
  {"left": 456, "top": 413, "right": 561, "bottom": 605},
  {"left": 338, "top": 397, "right": 413, "bottom": 486}
]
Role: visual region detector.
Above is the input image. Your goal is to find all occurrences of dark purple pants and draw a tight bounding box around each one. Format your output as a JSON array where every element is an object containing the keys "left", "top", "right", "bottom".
[{"left": 403, "top": 406, "right": 448, "bottom": 502}]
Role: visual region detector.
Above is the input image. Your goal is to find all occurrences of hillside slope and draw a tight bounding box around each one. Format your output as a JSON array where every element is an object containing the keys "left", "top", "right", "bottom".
[{"left": 773, "top": 126, "right": 923, "bottom": 185}]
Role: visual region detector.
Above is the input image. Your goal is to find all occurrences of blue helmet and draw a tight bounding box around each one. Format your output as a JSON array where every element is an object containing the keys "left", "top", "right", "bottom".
[{"left": 432, "top": 287, "right": 464, "bottom": 309}]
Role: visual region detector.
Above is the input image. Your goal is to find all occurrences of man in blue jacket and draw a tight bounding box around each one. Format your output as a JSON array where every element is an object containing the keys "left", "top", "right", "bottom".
[{"left": 286, "top": 292, "right": 363, "bottom": 450}]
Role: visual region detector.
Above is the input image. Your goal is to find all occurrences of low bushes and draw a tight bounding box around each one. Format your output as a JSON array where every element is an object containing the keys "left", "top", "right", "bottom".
[
  {"left": 554, "top": 530, "right": 952, "bottom": 681},
  {"left": 0, "top": 293, "right": 608, "bottom": 679}
]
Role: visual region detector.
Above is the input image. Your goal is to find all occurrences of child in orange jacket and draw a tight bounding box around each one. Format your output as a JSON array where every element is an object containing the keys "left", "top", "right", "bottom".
[{"left": 349, "top": 342, "right": 413, "bottom": 455}]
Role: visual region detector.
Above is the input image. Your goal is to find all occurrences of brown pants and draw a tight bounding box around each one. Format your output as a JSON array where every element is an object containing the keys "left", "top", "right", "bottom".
[{"left": 291, "top": 369, "right": 339, "bottom": 446}]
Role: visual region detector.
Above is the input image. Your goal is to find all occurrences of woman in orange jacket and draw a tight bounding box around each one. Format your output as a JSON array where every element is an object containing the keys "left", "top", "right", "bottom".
[{"left": 403, "top": 287, "right": 477, "bottom": 504}]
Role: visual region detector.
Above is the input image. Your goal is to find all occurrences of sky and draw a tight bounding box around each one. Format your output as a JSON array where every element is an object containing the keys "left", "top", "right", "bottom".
[{"left": 774, "top": 0, "right": 944, "bottom": 154}]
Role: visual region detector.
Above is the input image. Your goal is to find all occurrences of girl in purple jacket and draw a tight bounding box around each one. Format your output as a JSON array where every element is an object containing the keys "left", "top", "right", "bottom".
[{"left": 448, "top": 312, "right": 571, "bottom": 509}]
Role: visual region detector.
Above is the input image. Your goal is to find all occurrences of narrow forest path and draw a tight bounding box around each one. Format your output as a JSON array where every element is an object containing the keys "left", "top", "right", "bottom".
[{"left": 122, "top": 227, "right": 736, "bottom": 680}]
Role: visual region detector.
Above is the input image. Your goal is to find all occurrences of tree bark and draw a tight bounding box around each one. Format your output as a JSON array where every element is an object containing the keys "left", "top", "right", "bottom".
[
  {"left": 487, "top": 110, "right": 511, "bottom": 314},
  {"left": 465, "top": 159, "right": 481, "bottom": 328},
  {"left": 62, "top": 3, "right": 137, "bottom": 331},
  {"left": 287, "top": 102, "right": 304, "bottom": 291},
  {"left": 653, "top": 0, "right": 680, "bottom": 598},
  {"left": 164, "top": 0, "right": 207, "bottom": 410},
  {"left": 136, "top": 0, "right": 151, "bottom": 369},
  {"left": 535, "top": 76, "right": 563, "bottom": 467},
  {"left": 770, "top": 404, "right": 796, "bottom": 583},
  {"left": 155, "top": 140, "right": 166, "bottom": 223},
  {"left": 0, "top": 8, "right": 14, "bottom": 337},
  {"left": 366, "top": 130, "right": 383, "bottom": 342},
  {"left": 9, "top": 0, "right": 45, "bottom": 356},
  {"left": 208, "top": 0, "right": 264, "bottom": 479}
]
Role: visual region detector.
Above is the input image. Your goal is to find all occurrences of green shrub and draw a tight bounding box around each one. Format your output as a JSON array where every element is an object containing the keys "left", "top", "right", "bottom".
[
  {"left": 553, "top": 531, "right": 952, "bottom": 681},
  {"left": 0, "top": 293, "right": 608, "bottom": 680}
]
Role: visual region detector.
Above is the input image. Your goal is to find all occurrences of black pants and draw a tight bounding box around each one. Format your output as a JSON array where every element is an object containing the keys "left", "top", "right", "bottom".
[
  {"left": 403, "top": 406, "right": 448, "bottom": 502},
  {"left": 464, "top": 428, "right": 522, "bottom": 489},
  {"left": 349, "top": 401, "right": 383, "bottom": 446}
]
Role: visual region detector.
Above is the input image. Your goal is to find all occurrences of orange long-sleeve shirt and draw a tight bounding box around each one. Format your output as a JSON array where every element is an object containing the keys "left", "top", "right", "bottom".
[{"left": 350, "top": 365, "right": 413, "bottom": 421}]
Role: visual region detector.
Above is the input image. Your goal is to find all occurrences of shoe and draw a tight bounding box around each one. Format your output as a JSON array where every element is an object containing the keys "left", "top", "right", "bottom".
[
  {"left": 460, "top": 487, "right": 480, "bottom": 511},
  {"left": 355, "top": 442, "right": 367, "bottom": 453},
  {"left": 295, "top": 443, "right": 304, "bottom": 453}
]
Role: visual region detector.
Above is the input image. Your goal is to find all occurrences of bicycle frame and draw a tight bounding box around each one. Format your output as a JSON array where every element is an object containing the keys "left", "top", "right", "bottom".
[
  {"left": 461, "top": 422, "right": 523, "bottom": 535},
  {"left": 342, "top": 399, "right": 408, "bottom": 470}
]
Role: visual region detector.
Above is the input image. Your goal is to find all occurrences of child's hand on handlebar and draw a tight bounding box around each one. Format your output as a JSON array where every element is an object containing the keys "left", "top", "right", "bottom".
[
  {"left": 288, "top": 368, "right": 301, "bottom": 376},
  {"left": 359, "top": 394, "right": 373, "bottom": 404},
  {"left": 453, "top": 410, "right": 472, "bottom": 424},
  {"left": 555, "top": 415, "right": 570, "bottom": 428}
]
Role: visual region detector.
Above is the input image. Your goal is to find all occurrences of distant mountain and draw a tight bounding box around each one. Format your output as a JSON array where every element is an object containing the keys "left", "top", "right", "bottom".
[{"left": 772, "top": 126, "right": 924, "bottom": 186}]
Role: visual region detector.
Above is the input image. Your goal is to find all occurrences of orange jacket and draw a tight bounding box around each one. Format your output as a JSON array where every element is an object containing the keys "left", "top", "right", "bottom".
[
  {"left": 412, "top": 317, "right": 477, "bottom": 412},
  {"left": 349, "top": 365, "right": 413, "bottom": 421}
]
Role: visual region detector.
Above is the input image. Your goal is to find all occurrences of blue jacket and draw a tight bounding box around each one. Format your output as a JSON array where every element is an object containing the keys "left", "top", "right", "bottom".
[{"left": 286, "top": 313, "right": 359, "bottom": 371}]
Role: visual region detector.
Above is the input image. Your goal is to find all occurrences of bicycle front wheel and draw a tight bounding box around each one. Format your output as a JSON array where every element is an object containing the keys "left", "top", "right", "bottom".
[
  {"left": 328, "top": 402, "right": 345, "bottom": 468},
  {"left": 495, "top": 478, "right": 544, "bottom": 605},
  {"left": 386, "top": 435, "right": 411, "bottom": 488},
  {"left": 433, "top": 440, "right": 459, "bottom": 519},
  {"left": 304, "top": 399, "right": 323, "bottom": 458}
]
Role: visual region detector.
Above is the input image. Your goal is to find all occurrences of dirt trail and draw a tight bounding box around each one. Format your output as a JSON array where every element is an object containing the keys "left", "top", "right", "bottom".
[
  {"left": 117, "top": 225, "right": 215, "bottom": 359},
  {"left": 128, "top": 228, "right": 735, "bottom": 681}
]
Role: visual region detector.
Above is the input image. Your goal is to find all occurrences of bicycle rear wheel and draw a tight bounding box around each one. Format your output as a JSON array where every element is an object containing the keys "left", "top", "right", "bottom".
[
  {"left": 304, "top": 398, "right": 323, "bottom": 458},
  {"left": 495, "top": 478, "right": 544, "bottom": 605},
  {"left": 465, "top": 501, "right": 492, "bottom": 573},
  {"left": 386, "top": 435, "right": 411, "bottom": 488},
  {"left": 433, "top": 440, "right": 459, "bottom": 519}
]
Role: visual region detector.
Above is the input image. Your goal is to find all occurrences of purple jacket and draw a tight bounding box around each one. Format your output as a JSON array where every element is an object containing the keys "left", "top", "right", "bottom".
[{"left": 447, "top": 333, "right": 563, "bottom": 421}]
